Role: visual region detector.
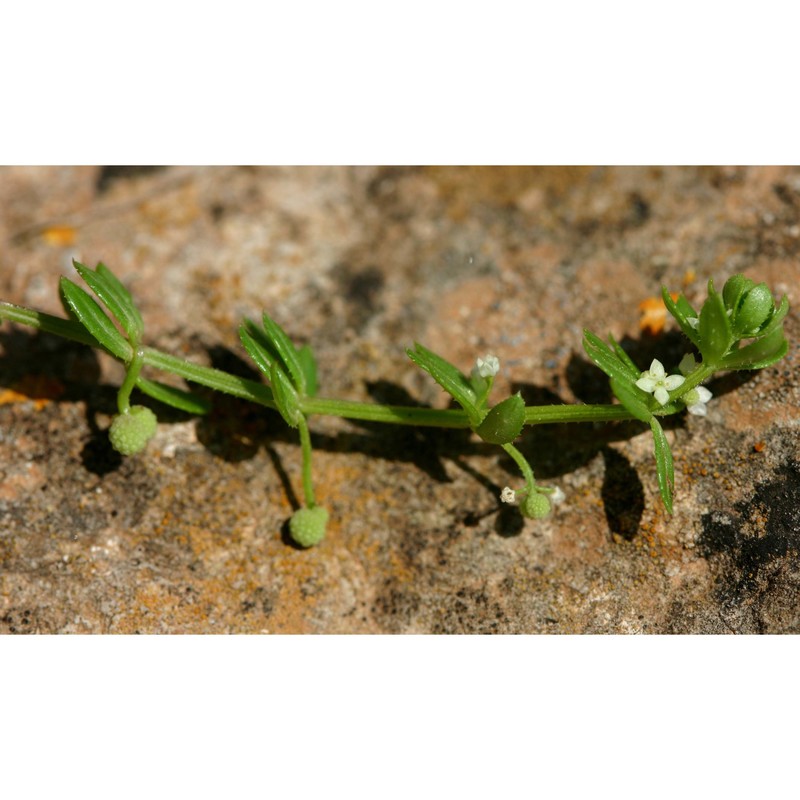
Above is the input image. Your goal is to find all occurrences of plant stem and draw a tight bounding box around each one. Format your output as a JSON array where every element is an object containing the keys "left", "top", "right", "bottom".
[
  {"left": 297, "top": 416, "right": 316, "bottom": 507},
  {"left": 117, "top": 348, "right": 145, "bottom": 414},
  {"left": 1, "top": 302, "right": 644, "bottom": 429},
  {"left": 502, "top": 442, "right": 536, "bottom": 488}
]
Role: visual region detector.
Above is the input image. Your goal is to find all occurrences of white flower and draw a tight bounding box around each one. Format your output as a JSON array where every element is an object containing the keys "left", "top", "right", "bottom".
[
  {"left": 635, "top": 359, "right": 685, "bottom": 406},
  {"left": 500, "top": 486, "right": 516, "bottom": 504},
  {"left": 683, "top": 386, "right": 713, "bottom": 416},
  {"left": 550, "top": 486, "right": 566, "bottom": 505},
  {"left": 475, "top": 354, "right": 500, "bottom": 378}
]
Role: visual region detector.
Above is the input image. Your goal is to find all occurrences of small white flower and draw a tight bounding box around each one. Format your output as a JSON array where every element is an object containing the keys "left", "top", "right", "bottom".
[
  {"left": 500, "top": 486, "right": 516, "bottom": 504},
  {"left": 475, "top": 354, "right": 500, "bottom": 378},
  {"left": 550, "top": 486, "right": 566, "bottom": 505},
  {"left": 684, "top": 386, "right": 713, "bottom": 416},
  {"left": 635, "top": 359, "right": 685, "bottom": 406},
  {"left": 678, "top": 353, "right": 697, "bottom": 376}
]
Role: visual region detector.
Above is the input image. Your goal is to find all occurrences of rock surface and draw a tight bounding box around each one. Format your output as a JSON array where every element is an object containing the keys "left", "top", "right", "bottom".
[{"left": 1, "top": 165, "right": 798, "bottom": 633}]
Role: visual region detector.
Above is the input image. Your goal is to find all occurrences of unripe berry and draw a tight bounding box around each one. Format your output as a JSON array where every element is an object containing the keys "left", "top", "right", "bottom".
[
  {"left": 289, "top": 506, "right": 329, "bottom": 547},
  {"left": 520, "top": 491, "right": 551, "bottom": 520},
  {"left": 108, "top": 405, "right": 158, "bottom": 455}
]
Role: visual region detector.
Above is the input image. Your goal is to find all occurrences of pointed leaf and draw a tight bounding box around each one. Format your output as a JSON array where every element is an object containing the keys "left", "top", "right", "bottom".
[
  {"left": 721, "top": 327, "right": 789, "bottom": 370},
  {"left": 582, "top": 330, "right": 640, "bottom": 387},
  {"left": 754, "top": 294, "right": 789, "bottom": 340},
  {"left": 649, "top": 417, "right": 674, "bottom": 514},
  {"left": 239, "top": 323, "right": 274, "bottom": 377},
  {"left": 297, "top": 344, "right": 319, "bottom": 397},
  {"left": 74, "top": 260, "right": 144, "bottom": 342},
  {"left": 662, "top": 288, "right": 701, "bottom": 348},
  {"left": 698, "top": 280, "right": 733, "bottom": 364},
  {"left": 270, "top": 363, "right": 302, "bottom": 427},
  {"left": 97, "top": 262, "right": 145, "bottom": 335},
  {"left": 407, "top": 343, "right": 478, "bottom": 420},
  {"left": 475, "top": 394, "right": 525, "bottom": 444},
  {"left": 261, "top": 312, "right": 306, "bottom": 394},
  {"left": 610, "top": 378, "right": 653, "bottom": 423},
  {"left": 136, "top": 377, "right": 211, "bottom": 415},
  {"left": 59, "top": 278, "right": 132, "bottom": 361},
  {"left": 607, "top": 335, "right": 642, "bottom": 381}
]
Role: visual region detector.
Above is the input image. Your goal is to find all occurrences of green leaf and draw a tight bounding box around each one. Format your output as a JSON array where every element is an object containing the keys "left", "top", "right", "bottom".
[
  {"left": 609, "top": 378, "right": 653, "bottom": 423},
  {"left": 649, "top": 417, "right": 674, "bottom": 514},
  {"left": 582, "top": 330, "right": 640, "bottom": 386},
  {"left": 136, "top": 377, "right": 211, "bottom": 415},
  {"left": 297, "top": 344, "right": 319, "bottom": 397},
  {"left": 406, "top": 343, "right": 479, "bottom": 421},
  {"left": 754, "top": 294, "right": 789, "bottom": 340},
  {"left": 239, "top": 323, "right": 274, "bottom": 376},
  {"left": 59, "top": 278, "right": 132, "bottom": 361},
  {"left": 74, "top": 260, "right": 144, "bottom": 343},
  {"left": 698, "top": 280, "right": 732, "bottom": 364},
  {"left": 475, "top": 393, "right": 525, "bottom": 444},
  {"left": 721, "top": 327, "right": 789, "bottom": 370},
  {"left": 261, "top": 312, "right": 306, "bottom": 394},
  {"left": 607, "top": 335, "right": 642, "bottom": 381},
  {"left": 662, "top": 288, "right": 701, "bottom": 348},
  {"left": 270, "top": 363, "right": 302, "bottom": 427}
]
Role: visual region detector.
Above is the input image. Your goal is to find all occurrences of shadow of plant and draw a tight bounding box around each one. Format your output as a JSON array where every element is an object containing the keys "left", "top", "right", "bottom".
[{"left": 0, "top": 329, "right": 758, "bottom": 543}]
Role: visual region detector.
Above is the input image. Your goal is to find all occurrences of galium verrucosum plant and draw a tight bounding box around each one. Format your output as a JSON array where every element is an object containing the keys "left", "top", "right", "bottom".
[{"left": 0, "top": 261, "right": 790, "bottom": 546}]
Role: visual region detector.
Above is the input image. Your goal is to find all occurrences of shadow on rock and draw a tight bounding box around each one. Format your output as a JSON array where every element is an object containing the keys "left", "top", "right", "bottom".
[{"left": 697, "top": 459, "right": 800, "bottom": 620}]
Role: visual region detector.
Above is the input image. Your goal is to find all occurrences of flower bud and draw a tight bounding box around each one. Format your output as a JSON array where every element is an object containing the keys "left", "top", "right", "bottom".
[
  {"left": 732, "top": 282, "right": 774, "bottom": 337},
  {"left": 108, "top": 405, "right": 157, "bottom": 455},
  {"left": 520, "top": 491, "right": 551, "bottom": 520},
  {"left": 289, "top": 506, "right": 329, "bottom": 547},
  {"left": 722, "top": 274, "right": 754, "bottom": 311}
]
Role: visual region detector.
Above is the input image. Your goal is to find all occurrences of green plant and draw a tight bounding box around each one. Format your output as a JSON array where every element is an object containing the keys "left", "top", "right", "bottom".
[{"left": 0, "top": 261, "right": 790, "bottom": 546}]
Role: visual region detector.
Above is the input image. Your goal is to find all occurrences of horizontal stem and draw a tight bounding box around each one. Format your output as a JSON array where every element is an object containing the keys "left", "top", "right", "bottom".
[
  {"left": 3, "top": 302, "right": 642, "bottom": 429},
  {"left": 524, "top": 404, "right": 634, "bottom": 425},
  {"left": 0, "top": 302, "right": 112, "bottom": 351}
]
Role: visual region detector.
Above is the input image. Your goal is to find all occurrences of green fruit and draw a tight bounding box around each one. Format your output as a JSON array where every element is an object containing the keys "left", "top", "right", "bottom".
[
  {"left": 108, "top": 405, "right": 158, "bottom": 455},
  {"left": 520, "top": 491, "right": 551, "bottom": 520},
  {"left": 289, "top": 506, "right": 329, "bottom": 547}
]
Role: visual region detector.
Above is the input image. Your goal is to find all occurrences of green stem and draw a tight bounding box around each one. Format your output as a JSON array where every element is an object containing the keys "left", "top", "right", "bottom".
[
  {"left": 0, "top": 302, "right": 110, "bottom": 350},
  {"left": 117, "top": 348, "right": 145, "bottom": 414},
  {"left": 1, "top": 302, "right": 645, "bottom": 429},
  {"left": 297, "top": 415, "right": 316, "bottom": 507},
  {"left": 502, "top": 443, "right": 536, "bottom": 489},
  {"left": 524, "top": 404, "right": 634, "bottom": 425},
  {"left": 656, "top": 362, "right": 717, "bottom": 413}
]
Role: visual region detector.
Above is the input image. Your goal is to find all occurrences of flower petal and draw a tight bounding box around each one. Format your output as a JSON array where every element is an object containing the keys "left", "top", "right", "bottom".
[
  {"left": 649, "top": 359, "right": 666, "bottom": 378},
  {"left": 663, "top": 375, "right": 685, "bottom": 391},
  {"left": 687, "top": 402, "right": 707, "bottom": 416},
  {"left": 654, "top": 386, "right": 670, "bottom": 405},
  {"left": 636, "top": 377, "right": 657, "bottom": 392},
  {"left": 696, "top": 386, "right": 713, "bottom": 403}
]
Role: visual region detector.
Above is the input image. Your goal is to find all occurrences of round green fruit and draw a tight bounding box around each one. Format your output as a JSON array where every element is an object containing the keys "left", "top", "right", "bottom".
[
  {"left": 289, "top": 506, "right": 329, "bottom": 547},
  {"left": 108, "top": 405, "right": 158, "bottom": 456},
  {"left": 520, "top": 491, "right": 551, "bottom": 520}
]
